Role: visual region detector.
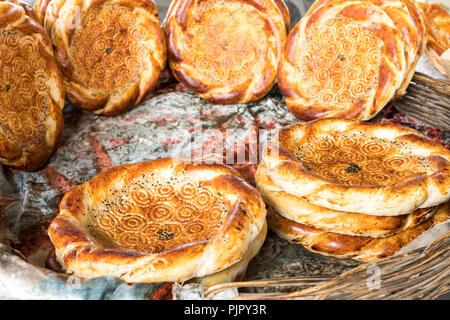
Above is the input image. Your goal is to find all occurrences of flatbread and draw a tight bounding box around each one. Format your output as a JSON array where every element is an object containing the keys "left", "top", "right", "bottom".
[
  {"left": 262, "top": 118, "right": 450, "bottom": 215},
  {"left": 34, "top": 0, "right": 166, "bottom": 116},
  {"left": 307, "top": 0, "right": 426, "bottom": 98},
  {"left": 191, "top": 221, "right": 267, "bottom": 287},
  {"left": 277, "top": 0, "right": 407, "bottom": 120},
  {"left": 0, "top": 0, "right": 64, "bottom": 171},
  {"left": 48, "top": 158, "right": 267, "bottom": 283}
]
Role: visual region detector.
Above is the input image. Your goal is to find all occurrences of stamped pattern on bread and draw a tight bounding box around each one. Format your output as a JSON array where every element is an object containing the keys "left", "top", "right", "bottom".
[
  {"left": 85, "top": 173, "right": 229, "bottom": 253},
  {"left": 292, "top": 133, "right": 430, "bottom": 187},
  {"left": 182, "top": 1, "right": 268, "bottom": 87},
  {"left": 70, "top": 4, "right": 145, "bottom": 95},
  {"left": 289, "top": 17, "right": 382, "bottom": 112},
  {"left": 307, "top": 0, "right": 426, "bottom": 98},
  {"left": 0, "top": 29, "right": 50, "bottom": 149}
]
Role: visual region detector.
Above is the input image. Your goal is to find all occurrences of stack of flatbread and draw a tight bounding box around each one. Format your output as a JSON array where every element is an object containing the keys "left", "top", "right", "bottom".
[
  {"left": 277, "top": 0, "right": 427, "bottom": 121},
  {"left": 257, "top": 119, "right": 450, "bottom": 261}
]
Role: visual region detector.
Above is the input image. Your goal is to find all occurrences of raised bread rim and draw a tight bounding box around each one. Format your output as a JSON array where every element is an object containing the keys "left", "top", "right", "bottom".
[
  {"left": 162, "top": 0, "right": 291, "bottom": 31},
  {"left": 306, "top": 0, "right": 426, "bottom": 99},
  {"left": 267, "top": 202, "right": 449, "bottom": 262},
  {"left": 191, "top": 220, "right": 267, "bottom": 287},
  {"left": 277, "top": 0, "right": 407, "bottom": 120}
]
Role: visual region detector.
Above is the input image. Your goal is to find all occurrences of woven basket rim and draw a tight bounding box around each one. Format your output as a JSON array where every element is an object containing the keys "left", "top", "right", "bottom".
[{"left": 204, "top": 230, "right": 450, "bottom": 300}]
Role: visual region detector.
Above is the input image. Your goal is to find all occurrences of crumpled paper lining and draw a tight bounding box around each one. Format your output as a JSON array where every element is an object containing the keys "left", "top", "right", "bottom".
[
  {"left": 0, "top": 243, "right": 161, "bottom": 300},
  {"left": 396, "top": 221, "right": 450, "bottom": 256},
  {"left": 172, "top": 283, "right": 238, "bottom": 300}
]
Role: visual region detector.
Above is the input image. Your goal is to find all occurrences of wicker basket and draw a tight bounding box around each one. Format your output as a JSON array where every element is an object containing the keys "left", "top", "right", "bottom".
[
  {"left": 393, "top": 72, "right": 450, "bottom": 131},
  {"left": 204, "top": 231, "right": 450, "bottom": 300}
]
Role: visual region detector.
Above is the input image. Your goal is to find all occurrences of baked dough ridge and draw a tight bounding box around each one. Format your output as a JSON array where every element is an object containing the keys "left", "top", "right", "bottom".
[
  {"left": 256, "top": 163, "right": 437, "bottom": 237},
  {"left": 165, "top": 0, "right": 287, "bottom": 104}
]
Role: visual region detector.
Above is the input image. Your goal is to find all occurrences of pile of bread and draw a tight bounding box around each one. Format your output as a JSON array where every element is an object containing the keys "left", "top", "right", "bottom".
[
  {"left": 257, "top": 118, "right": 450, "bottom": 261},
  {"left": 0, "top": 0, "right": 449, "bottom": 286},
  {"left": 0, "top": 0, "right": 167, "bottom": 171},
  {"left": 0, "top": 0, "right": 449, "bottom": 172}
]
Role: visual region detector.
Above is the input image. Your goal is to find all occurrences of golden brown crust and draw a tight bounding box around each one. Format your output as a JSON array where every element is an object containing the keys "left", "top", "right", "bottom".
[
  {"left": 0, "top": 0, "right": 64, "bottom": 171},
  {"left": 307, "top": 0, "right": 426, "bottom": 99},
  {"left": 418, "top": 2, "right": 450, "bottom": 77},
  {"left": 271, "top": 0, "right": 290, "bottom": 31},
  {"left": 38, "top": 0, "right": 166, "bottom": 116},
  {"left": 32, "top": 0, "right": 51, "bottom": 24},
  {"left": 277, "top": 0, "right": 407, "bottom": 121},
  {"left": 267, "top": 202, "right": 449, "bottom": 261},
  {"left": 163, "top": 0, "right": 290, "bottom": 31},
  {"left": 48, "top": 158, "right": 266, "bottom": 283},
  {"left": 262, "top": 119, "right": 450, "bottom": 216},
  {"left": 393, "top": 0, "right": 427, "bottom": 96},
  {"left": 191, "top": 220, "right": 267, "bottom": 287},
  {"left": 165, "top": 0, "right": 287, "bottom": 104},
  {"left": 256, "top": 164, "right": 436, "bottom": 237},
  {"left": 1, "top": 0, "right": 40, "bottom": 21}
]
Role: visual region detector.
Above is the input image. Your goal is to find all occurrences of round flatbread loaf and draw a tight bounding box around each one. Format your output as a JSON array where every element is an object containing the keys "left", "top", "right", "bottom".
[
  {"left": 308, "top": 0, "right": 426, "bottom": 98},
  {"left": 165, "top": 0, "right": 287, "bottom": 104},
  {"left": 256, "top": 164, "right": 436, "bottom": 237},
  {"left": 34, "top": 0, "right": 166, "bottom": 116},
  {"left": 48, "top": 158, "right": 266, "bottom": 283},
  {"left": 277, "top": 0, "right": 407, "bottom": 120},
  {"left": 262, "top": 118, "right": 450, "bottom": 216},
  {"left": 0, "top": 0, "right": 64, "bottom": 171},
  {"left": 267, "top": 202, "right": 449, "bottom": 261}
]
